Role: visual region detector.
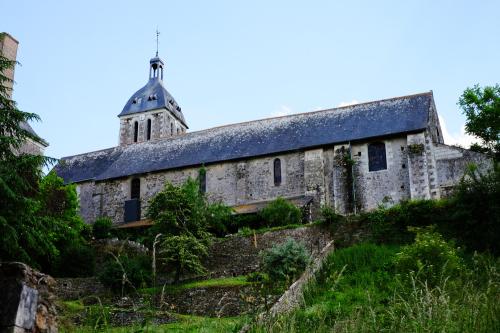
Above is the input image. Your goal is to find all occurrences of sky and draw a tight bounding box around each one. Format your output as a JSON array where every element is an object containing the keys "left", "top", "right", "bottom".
[{"left": 2, "top": 0, "right": 499, "bottom": 160}]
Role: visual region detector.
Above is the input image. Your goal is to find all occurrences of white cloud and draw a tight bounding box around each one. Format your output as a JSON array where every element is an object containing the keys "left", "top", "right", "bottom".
[
  {"left": 271, "top": 105, "right": 293, "bottom": 117},
  {"left": 438, "top": 115, "right": 481, "bottom": 148},
  {"left": 337, "top": 99, "right": 360, "bottom": 107}
]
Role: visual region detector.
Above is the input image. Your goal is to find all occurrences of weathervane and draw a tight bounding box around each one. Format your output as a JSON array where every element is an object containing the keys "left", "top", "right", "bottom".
[{"left": 155, "top": 29, "right": 160, "bottom": 57}]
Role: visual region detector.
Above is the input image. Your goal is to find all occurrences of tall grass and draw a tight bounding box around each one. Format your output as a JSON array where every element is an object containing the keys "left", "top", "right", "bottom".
[{"left": 250, "top": 244, "right": 500, "bottom": 333}]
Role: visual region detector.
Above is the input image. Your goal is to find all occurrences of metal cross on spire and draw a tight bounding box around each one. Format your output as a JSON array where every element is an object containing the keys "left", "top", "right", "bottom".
[{"left": 155, "top": 29, "right": 160, "bottom": 57}]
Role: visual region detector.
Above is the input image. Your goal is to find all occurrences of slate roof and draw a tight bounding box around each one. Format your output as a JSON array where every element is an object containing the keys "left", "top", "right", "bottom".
[
  {"left": 118, "top": 77, "right": 187, "bottom": 127},
  {"left": 55, "top": 92, "right": 433, "bottom": 184}
]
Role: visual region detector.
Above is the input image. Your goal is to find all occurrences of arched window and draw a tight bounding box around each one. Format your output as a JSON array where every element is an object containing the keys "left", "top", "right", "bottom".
[
  {"left": 146, "top": 119, "right": 152, "bottom": 140},
  {"left": 274, "top": 158, "right": 282, "bottom": 186},
  {"left": 368, "top": 142, "right": 387, "bottom": 172},
  {"left": 199, "top": 171, "right": 206, "bottom": 193},
  {"left": 133, "top": 121, "right": 139, "bottom": 143},
  {"left": 131, "top": 178, "right": 140, "bottom": 199}
]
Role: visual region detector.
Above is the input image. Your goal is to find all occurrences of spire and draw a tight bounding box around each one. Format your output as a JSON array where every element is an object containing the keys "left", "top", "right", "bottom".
[
  {"left": 149, "top": 29, "right": 164, "bottom": 81},
  {"left": 155, "top": 29, "right": 160, "bottom": 57}
]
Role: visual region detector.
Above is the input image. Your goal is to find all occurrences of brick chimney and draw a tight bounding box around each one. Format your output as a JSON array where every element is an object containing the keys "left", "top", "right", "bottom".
[{"left": 0, "top": 32, "right": 19, "bottom": 98}]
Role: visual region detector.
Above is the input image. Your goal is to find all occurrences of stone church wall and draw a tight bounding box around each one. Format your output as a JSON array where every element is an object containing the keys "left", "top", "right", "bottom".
[
  {"left": 80, "top": 151, "right": 307, "bottom": 225},
  {"left": 75, "top": 130, "right": 490, "bottom": 225},
  {"left": 434, "top": 144, "right": 492, "bottom": 197}
]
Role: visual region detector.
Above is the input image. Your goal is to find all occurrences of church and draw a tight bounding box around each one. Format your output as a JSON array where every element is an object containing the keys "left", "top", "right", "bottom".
[{"left": 54, "top": 54, "right": 490, "bottom": 226}]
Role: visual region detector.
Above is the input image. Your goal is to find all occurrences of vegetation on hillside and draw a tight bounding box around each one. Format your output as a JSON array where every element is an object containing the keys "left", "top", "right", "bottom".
[
  {"left": 0, "top": 54, "right": 89, "bottom": 274},
  {"left": 250, "top": 241, "right": 499, "bottom": 333}
]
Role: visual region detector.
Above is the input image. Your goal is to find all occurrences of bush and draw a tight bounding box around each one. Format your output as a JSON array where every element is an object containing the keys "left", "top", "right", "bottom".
[
  {"left": 449, "top": 163, "right": 500, "bottom": 254},
  {"left": 320, "top": 205, "right": 343, "bottom": 225},
  {"left": 260, "top": 238, "right": 310, "bottom": 282},
  {"left": 92, "top": 217, "right": 113, "bottom": 239},
  {"left": 259, "top": 197, "right": 302, "bottom": 227},
  {"left": 98, "top": 254, "right": 151, "bottom": 293},
  {"left": 56, "top": 243, "right": 96, "bottom": 277},
  {"left": 363, "top": 199, "right": 450, "bottom": 244},
  {"left": 394, "top": 227, "right": 464, "bottom": 287},
  {"left": 206, "top": 202, "right": 233, "bottom": 237}
]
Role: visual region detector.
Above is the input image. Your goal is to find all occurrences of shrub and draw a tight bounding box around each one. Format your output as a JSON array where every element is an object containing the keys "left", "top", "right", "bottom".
[
  {"left": 364, "top": 199, "right": 450, "bottom": 244},
  {"left": 259, "top": 197, "right": 302, "bottom": 227},
  {"left": 206, "top": 202, "right": 233, "bottom": 237},
  {"left": 394, "top": 227, "right": 464, "bottom": 287},
  {"left": 98, "top": 254, "right": 151, "bottom": 293},
  {"left": 449, "top": 163, "right": 500, "bottom": 254},
  {"left": 320, "top": 205, "right": 343, "bottom": 225},
  {"left": 260, "top": 238, "right": 310, "bottom": 282},
  {"left": 92, "top": 217, "right": 113, "bottom": 239},
  {"left": 159, "top": 234, "right": 209, "bottom": 283},
  {"left": 56, "top": 243, "right": 96, "bottom": 277}
]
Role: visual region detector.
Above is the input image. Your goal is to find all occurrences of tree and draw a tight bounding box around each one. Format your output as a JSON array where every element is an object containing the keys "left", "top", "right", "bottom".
[
  {"left": 159, "top": 234, "right": 208, "bottom": 283},
  {"left": 147, "top": 178, "right": 216, "bottom": 282},
  {"left": 458, "top": 84, "right": 500, "bottom": 159},
  {"left": 0, "top": 54, "right": 86, "bottom": 271}
]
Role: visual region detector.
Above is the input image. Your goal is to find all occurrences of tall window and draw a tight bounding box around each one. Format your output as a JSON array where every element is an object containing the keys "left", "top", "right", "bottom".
[
  {"left": 274, "top": 158, "right": 282, "bottom": 186},
  {"left": 199, "top": 171, "right": 207, "bottom": 193},
  {"left": 170, "top": 123, "right": 174, "bottom": 136},
  {"left": 133, "top": 121, "right": 139, "bottom": 142},
  {"left": 368, "top": 142, "right": 387, "bottom": 171},
  {"left": 131, "top": 178, "right": 140, "bottom": 199},
  {"left": 146, "top": 119, "right": 152, "bottom": 140}
]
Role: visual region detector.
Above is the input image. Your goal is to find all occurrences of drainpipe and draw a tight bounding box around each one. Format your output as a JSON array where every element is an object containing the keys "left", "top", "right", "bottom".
[{"left": 348, "top": 141, "right": 357, "bottom": 215}]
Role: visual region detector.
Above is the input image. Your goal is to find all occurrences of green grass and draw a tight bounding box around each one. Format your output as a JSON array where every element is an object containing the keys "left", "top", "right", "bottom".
[
  {"left": 250, "top": 243, "right": 500, "bottom": 333},
  {"left": 140, "top": 275, "right": 251, "bottom": 295},
  {"left": 62, "top": 314, "right": 247, "bottom": 332}
]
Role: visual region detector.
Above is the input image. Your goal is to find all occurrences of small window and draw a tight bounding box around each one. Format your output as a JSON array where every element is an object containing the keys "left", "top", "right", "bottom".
[
  {"left": 177, "top": 128, "right": 180, "bottom": 135},
  {"left": 368, "top": 142, "right": 387, "bottom": 172},
  {"left": 146, "top": 119, "right": 152, "bottom": 140},
  {"left": 133, "top": 121, "right": 139, "bottom": 143},
  {"left": 170, "top": 123, "right": 174, "bottom": 136},
  {"left": 436, "top": 128, "right": 440, "bottom": 139},
  {"left": 199, "top": 172, "right": 206, "bottom": 193},
  {"left": 273, "top": 158, "right": 282, "bottom": 186},
  {"left": 131, "top": 178, "right": 140, "bottom": 199}
]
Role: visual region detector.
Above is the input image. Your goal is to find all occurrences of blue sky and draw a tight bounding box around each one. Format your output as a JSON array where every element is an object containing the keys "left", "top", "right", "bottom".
[{"left": 2, "top": 0, "right": 499, "bottom": 159}]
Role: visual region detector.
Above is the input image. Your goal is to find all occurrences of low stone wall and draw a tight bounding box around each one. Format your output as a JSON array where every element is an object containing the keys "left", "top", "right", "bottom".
[
  {"left": 160, "top": 285, "right": 255, "bottom": 317},
  {"left": 0, "top": 262, "right": 58, "bottom": 333},
  {"left": 204, "top": 224, "right": 334, "bottom": 278},
  {"left": 55, "top": 277, "right": 107, "bottom": 301}
]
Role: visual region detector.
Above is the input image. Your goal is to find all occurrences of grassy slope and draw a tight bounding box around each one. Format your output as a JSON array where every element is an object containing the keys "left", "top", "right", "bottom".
[{"left": 251, "top": 243, "right": 500, "bottom": 333}]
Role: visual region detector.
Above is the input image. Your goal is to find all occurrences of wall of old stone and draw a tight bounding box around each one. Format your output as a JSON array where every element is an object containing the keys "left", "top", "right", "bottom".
[
  {"left": 119, "top": 108, "right": 187, "bottom": 146},
  {"left": 89, "top": 151, "right": 306, "bottom": 224},
  {"left": 76, "top": 129, "right": 487, "bottom": 225},
  {"left": 435, "top": 144, "right": 492, "bottom": 196}
]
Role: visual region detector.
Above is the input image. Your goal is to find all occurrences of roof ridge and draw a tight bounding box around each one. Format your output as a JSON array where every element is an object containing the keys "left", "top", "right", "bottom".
[
  {"left": 61, "top": 146, "right": 119, "bottom": 160},
  {"left": 182, "top": 90, "right": 434, "bottom": 134}
]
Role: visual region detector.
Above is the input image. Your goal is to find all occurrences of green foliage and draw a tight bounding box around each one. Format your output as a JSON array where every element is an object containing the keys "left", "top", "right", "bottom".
[
  {"left": 320, "top": 205, "right": 343, "bottom": 225},
  {"left": 458, "top": 84, "right": 500, "bottom": 158},
  {"left": 394, "top": 227, "right": 464, "bottom": 287},
  {"left": 251, "top": 243, "right": 500, "bottom": 333},
  {"left": 92, "top": 217, "right": 113, "bottom": 239},
  {"left": 205, "top": 202, "right": 233, "bottom": 237},
  {"left": 449, "top": 163, "right": 500, "bottom": 254},
  {"left": 259, "top": 197, "right": 302, "bottom": 227},
  {"left": 260, "top": 238, "right": 310, "bottom": 282},
  {"left": 98, "top": 254, "right": 151, "bottom": 293},
  {"left": 56, "top": 244, "right": 96, "bottom": 278},
  {"left": 0, "top": 55, "right": 86, "bottom": 271},
  {"left": 226, "top": 213, "right": 263, "bottom": 233},
  {"left": 363, "top": 199, "right": 449, "bottom": 244},
  {"left": 147, "top": 178, "right": 209, "bottom": 239},
  {"left": 159, "top": 234, "right": 208, "bottom": 283}
]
